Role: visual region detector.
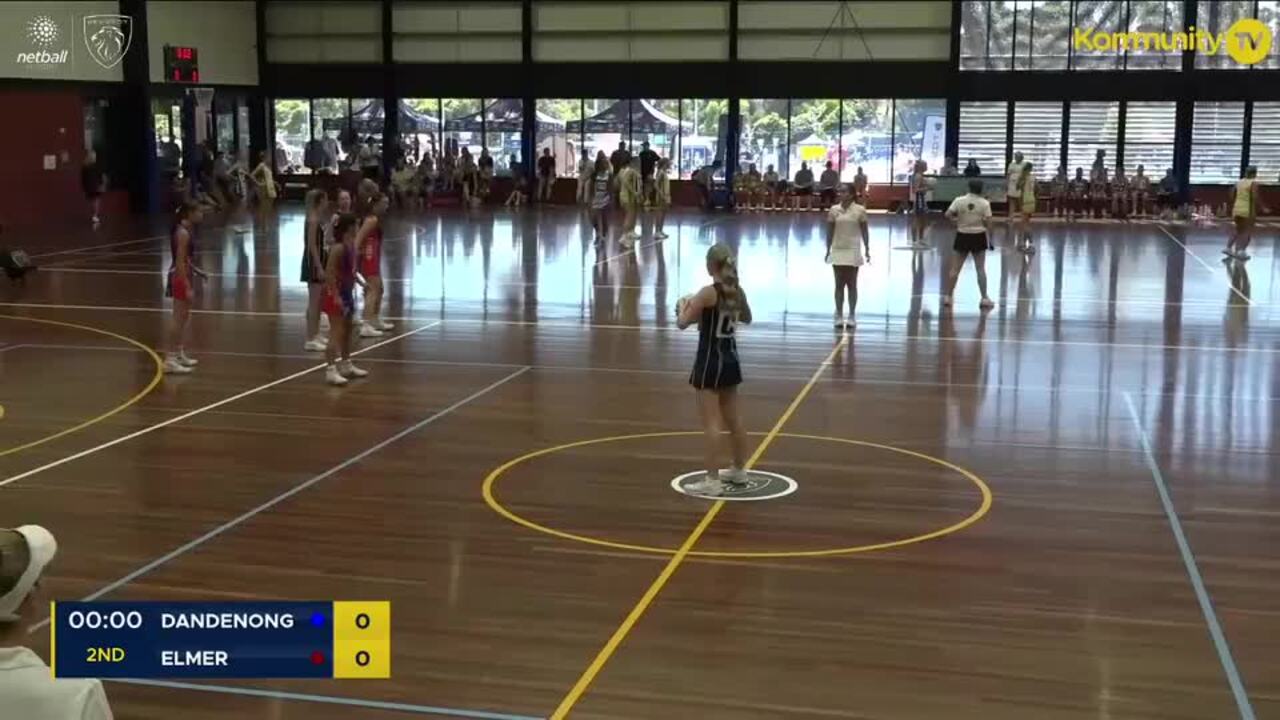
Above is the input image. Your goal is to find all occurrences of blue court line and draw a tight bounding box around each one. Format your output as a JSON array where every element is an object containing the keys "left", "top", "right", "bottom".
[
  {"left": 108, "top": 678, "right": 543, "bottom": 720},
  {"left": 1122, "top": 392, "right": 1256, "bottom": 720}
]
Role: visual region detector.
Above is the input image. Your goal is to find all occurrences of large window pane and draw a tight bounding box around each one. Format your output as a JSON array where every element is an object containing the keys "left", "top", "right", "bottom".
[
  {"left": 958, "top": 101, "right": 1008, "bottom": 176},
  {"left": 987, "top": 1, "right": 1014, "bottom": 70},
  {"left": 842, "top": 99, "right": 892, "bottom": 184},
  {"left": 1127, "top": 1, "right": 1183, "bottom": 69},
  {"left": 1013, "top": 102, "right": 1063, "bottom": 178},
  {"left": 1071, "top": 0, "right": 1124, "bottom": 70},
  {"left": 484, "top": 98, "right": 523, "bottom": 173},
  {"left": 682, "top": 99, "right": 727, "bottom": 179},
  {"left": 1123, "top": 101, "right": 1175, "bottom": 178},
  {"left": 891, "top": 99, "right": 947, "bottom": 184},
  {"left": 1066, "top": 101, "right": 1119, "bottom": 178},
  {"left": 1190, "top": 101, "right": 1245, "bottom": 183},
  {"left": 313, "top": 98, "right": 350, "bottom": 171},
  {"left": 1249, "top": 102, "right": 1280, "bottom": 180},
  {"left": 1196, "top": 1, "right": 1252, "bottom": 69},
  {"left": 959, "top": 1, "right": 991, "bottom": 70},
  {"left": 1013, "top": 1, "right": 1070, "bottom": 70},
  {"left": 442, "top": 98, "right": 482, "bottom": 157},
  {"left": 633, "top": 99, "right": 680, "bottom": 175},
  {"left": 273, "top": 98, "right": 309, "bottom": 174},
  {"left": 537, "top": 98, "right": 580, "bottom": 178},
  {"left": 580, "top": 98, "right": 625, "bottom": 167},
  {"left": 1262, "top": 1, "right": 1280, "bottom": 69},
  {"left": 402, "top": 98, "right": 441, "bottom": 165},
  {"left": 789, "top": 99, "right": 839, "bottom": 184},
  {"left": 740, "top": 99, "right": 789, "bottom": 179}
]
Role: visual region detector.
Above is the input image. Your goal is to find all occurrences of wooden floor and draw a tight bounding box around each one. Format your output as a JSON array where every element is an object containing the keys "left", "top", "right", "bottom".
[{"left": 0, "top": 204, "right": 1276, "bottom": 720}]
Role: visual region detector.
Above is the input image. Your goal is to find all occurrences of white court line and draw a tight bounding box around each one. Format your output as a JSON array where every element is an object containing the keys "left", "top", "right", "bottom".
[
  {"left": 28, "top": 235, "right": 166, "bottom": 259},
  {"left": 2, "top": 302, "right": 1277, "bottom": 355},
  {"left": 1157, "top": 224, "right": 1253, "bottom": 306},
  {"left": 0, "top": 321, "right": 442, "bottom": 490},
  {"left": 1122, "top": 392, "right": 1256, "bottom": 720},
  {"left": 107, "top": 679, "right": 543, "bottom": 720},
  {"left": 13, "top": 341, "right": 1280, "bottom": 403},
  {"left": 592, "top": 216, "right": 727, "bottom": 268},
  {"left": 27, "top": 366, "right": 530, "bottom": 634}
]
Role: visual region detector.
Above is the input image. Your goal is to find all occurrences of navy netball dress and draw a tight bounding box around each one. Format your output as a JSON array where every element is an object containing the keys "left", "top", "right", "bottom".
[{"left": 689, "top": 283, "right": 743, "bottom": 390}]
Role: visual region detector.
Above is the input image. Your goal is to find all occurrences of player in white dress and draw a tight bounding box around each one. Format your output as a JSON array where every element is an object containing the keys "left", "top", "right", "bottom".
[{"left": 825, "top": 183, "right": 870, "bottom": 329}]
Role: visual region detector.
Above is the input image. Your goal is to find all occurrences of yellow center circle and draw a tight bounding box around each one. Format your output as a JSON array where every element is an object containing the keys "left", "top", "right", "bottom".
[
  {"left": 482, "top": 431, "right": 993, "bottom": 558},
  {"left": 1225, "top": 18, "right": 1272, "bottom": 66},
  {"left": 0, "top": 315, "right": 164, "bottom": 458}
]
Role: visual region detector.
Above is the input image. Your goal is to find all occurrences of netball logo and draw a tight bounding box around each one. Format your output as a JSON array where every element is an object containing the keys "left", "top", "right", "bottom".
[{"left": 83, "top": 14, "right": 133, "bottom": 69}]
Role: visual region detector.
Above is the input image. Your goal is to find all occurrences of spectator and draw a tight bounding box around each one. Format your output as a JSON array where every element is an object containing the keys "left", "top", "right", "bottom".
[
  {"left": 1157, "top": 167, "right": 1179, "bottom": 215},
  {"left": 537, "top": 148, "right": 556, "bottom": 203},
  {"left": 941, "top": 157, "right": 960, "bottom": 176},
  {"left": 477, "top": 148, "right": 495, "bottom": 202},
  {"left": 793, "top": 162, "right": 815, "bottom": 210},
  {"left": 963, "top": 158, "right": 982, "bottom": 177},
  {"left": 504, "top": 155, "right": 527, "bottom": 208},
  {"left": 0, "top": 525, "right": 114, "bottom": 719},
  {"left": 693, "top": 161, "right": 721, "bottom": 210},
  {"left": 610, "top": 141, "right": 631, "bottom": 176},
  {"left": 390, "top": 158, "right": 417, "bottom": 208},
  {"left": 639, "top": 141, "right": 659, "bottom": 206},
  {"left": 852, "top": 166, "right": 868, "bottom": 203},
  {"left": 81, "top": 150, "right": 105, "bottom": 225},
  {"left": 818, "top": 161, "right": 840, "bottom": 206},
  {"left": 575, "top": 149, "right": 593, "bottom": 205},
  {"left": 359, "top": 136, "right": 380, "bottom": 181}
]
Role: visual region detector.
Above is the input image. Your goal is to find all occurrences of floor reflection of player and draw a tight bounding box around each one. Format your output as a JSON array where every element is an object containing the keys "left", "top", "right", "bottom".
[
  {"left": 1224, "top": 260, "right": 1250, "bottom": 346},
  {"left": 940, "top": 311, "right": 990, "bottom": 435}
]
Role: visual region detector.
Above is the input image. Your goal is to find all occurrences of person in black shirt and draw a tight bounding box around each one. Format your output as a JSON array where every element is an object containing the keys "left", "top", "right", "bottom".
[
  {"left": 81, "top": 151, "right": 105, "bottom": 225},
  {"left": 610, "top": 142, "right": 631, "bottom": 176},
  {"left": 963, "top": 159, "right": 982, "bottom": 177},
  {"left": 639, "top": 141, "right": 659, "bottom": 207},
  {"left": 536, "top": 148, "right": 556, "bottom": 202}
]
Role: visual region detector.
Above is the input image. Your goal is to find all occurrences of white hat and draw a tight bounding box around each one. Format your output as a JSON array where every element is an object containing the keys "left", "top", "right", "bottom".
[{"left": 0, "top": 525, "right": 57, "bottom": 623}]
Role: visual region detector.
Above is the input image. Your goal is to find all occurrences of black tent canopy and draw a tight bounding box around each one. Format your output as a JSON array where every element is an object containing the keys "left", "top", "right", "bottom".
[
  {"left": 566, "top": 99, "right": 686, "bottom": 134},
  {"left": 444, "top": 98, "right": 565, "bottom": 133},
  {"left": 322, "top": 100, "right": 440, "bottom": 135}
]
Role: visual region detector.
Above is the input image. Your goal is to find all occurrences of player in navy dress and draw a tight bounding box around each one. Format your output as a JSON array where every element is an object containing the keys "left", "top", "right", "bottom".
[{"left": 677, "top": 244, "right": 754, "bottom": 496}]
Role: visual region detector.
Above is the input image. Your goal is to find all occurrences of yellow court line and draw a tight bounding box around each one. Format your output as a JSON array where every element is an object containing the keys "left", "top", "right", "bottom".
[
  {"left": 482, "top": 431, "right": 992, "bottom": 558},
  {"left": 548, "top": 335, "right": 849, "bottom": 719},
  {"left": 0, "top": 315, "right": 164, "bottom": 458}
]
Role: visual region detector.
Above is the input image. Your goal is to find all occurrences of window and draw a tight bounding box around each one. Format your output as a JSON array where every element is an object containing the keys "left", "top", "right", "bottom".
[
  {"left": 682, "top": 99, "right": 727, "bottom": 179},
  {"left": 1127, "top": 1, "right": 1183, "bottom": 69},
  {"left": 350, "top": 98, "right": 384, "bottom": 167},
  {"left": 1190, "top": 102, "right": 1245, "bottom": 183},
  {"left": 1262, "top": 1, "right": 1280, "bottom": 69},
  {"left": 632, "top": 99, "right": 680, "bottom": 174},
  {"left": 392, "top": 1, "right": 521, "bottom": 63},
  {"left": 484, "top": 98, "right": 523, "bottom": 174},
  {"left": 789, "top": 99, "right": 839, "bottom": 183},
  {"left": 958, "top": 101, "right": 1008, "bottom": 176},
  {"left": 537, "top": 99, "right": 581, "bottom": 177},
  {"left": 1013, "top": 102, "right": 1063, "bottom": 178},
  {"left": 1249, "top": 102, "right": 1280, "bottom": 181},
  {"left": 1066, "top": 102, "right": 1119, "bottom": 179},
  {"left": 1123, "top": 101, "right": 1175, "bottom": 178},
  {"left": 739, "top": 0, "right": 951, "bottom": 61},
  {"left": 399, "top": 98, "right": 440, "bottom": 166},
  {"left": 576, "top": 98, "right": 625, "bottom": 168},
  {"left": 739, "top": 99, "right": 789, "bottom": 178},
  {"left": 959, "top": 1, "right": 990, "bottom": 70},
  {"left": 313, "top": 98, "right": 351, "bottom": 169},
  {"left": 265, "top": 1, "right": 382, "bottom": 62},
  {"left": 534, "top": 1, "right": 729, "bottom": 62},
  {"left": 1013, "top": 1, "right": 1070, "bottom": 70},
  {"left": 442, "top": 98, "right": 482, "bottom": 158},
  {"left": 843, "top": 99, "right": 892, "bottom": 183},
  {"left": 215, "top": 96, "right": 235, "bottom": 154},
  {"left": 1071, "top": 0, "right": 1124, "bottom": 70},
  {"left": 893, "top": 99, "right": 947, "bottom": 182},
  {"left": 273, "top": 98, "right": 309, "bottom": 173},
  {"left": 1196, "top": 1, "right": 1253, "bottom": 69}
]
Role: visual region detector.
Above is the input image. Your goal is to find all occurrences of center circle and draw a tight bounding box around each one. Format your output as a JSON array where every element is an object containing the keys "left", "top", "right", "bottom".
[{"left": 482, "top": 432, "right": 993, "bottom": 559}]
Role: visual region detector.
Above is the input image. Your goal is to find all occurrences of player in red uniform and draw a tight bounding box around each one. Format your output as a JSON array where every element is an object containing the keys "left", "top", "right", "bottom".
[
  {"left": 322, "top": 213, "right": 369, "bottom": 386},
  {"left": 356, "top": 192, "right": 391, "bottom": 338},
  {"left": 164, "top": 201, "right": 207, "bottom": 374}
]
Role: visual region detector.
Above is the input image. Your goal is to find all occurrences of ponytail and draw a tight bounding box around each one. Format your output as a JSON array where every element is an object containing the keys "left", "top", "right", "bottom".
[{"left": 705, "top": 244, "right": 741, "bottom": 314}]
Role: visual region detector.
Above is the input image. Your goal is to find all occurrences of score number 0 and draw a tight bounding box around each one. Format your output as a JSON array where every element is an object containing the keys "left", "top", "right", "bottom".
[{"left": 333, "top": 602, "right": 390, "bottom": 679}]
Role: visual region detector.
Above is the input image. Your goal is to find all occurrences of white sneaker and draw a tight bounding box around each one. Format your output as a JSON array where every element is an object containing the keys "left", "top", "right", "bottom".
[
  {"left": 834, "top": 314, "right": 845, "bottom": 328},
  {"left": 91, "top": 216, "right": 100, "bottom": 225},
  {"left": 684, "top": 477, "right": 723, "bottom": 496},
  {"left": 1025, "top": 244, "right": 1036, "bottom": 255},
  {"left": 359, "top": 324, "right": 384, "bottom": 338},
  {"left": 304, "top": 338, "right": 327, "bottom": 352},
  {"left": 723, "top": 468, "right": 749, "bottom": 488},
  {"left": 655, "top": 231, "right": 669, "bottom": 239},
  {"left": 377, "top": 319, "right": 394, "bottom": 331},
  {"left": 177, "top": 352, "right": 198, "bottom": 367},
  {"left": 979, "top": 297, "right": 995, "bottom": 309},
  {"left": 1235, "top": 252, "right": 1251, "bottom": 261},
  {"left": 325, "top": 366, "right": 349, "bottom": 386},
  {"left": 339, "top": 361, "right": 369, "bottom": 378},
  {"left": 941, "top": 296, "right": 953, "bottom": 307},
  {"left": 163, "top": 357, "right": 193, "bottom": 374}
]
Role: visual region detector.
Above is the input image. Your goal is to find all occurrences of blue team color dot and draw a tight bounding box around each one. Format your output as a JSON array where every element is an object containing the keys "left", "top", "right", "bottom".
[{"left": 310, "top": 612, "right": 326, "bottom": 628}]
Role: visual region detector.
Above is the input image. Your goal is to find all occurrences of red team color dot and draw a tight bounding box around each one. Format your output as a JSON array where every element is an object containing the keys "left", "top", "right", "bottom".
[{"left": 311, "top": 651, "right": 325, "bottom": 665}]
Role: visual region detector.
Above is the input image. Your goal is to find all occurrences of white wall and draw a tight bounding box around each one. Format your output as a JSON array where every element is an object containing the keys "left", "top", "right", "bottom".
[
  {"left": 148, "top": 0, "right": 258, "bottom": 85},
  {"left": 0, "top": 1, "right": 125, "bottom": 82}
]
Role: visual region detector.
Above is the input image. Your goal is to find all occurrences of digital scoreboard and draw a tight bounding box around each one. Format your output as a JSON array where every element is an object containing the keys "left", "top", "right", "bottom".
[
  {"left": 51, "top": 601, "right": 389, "bottom": 679},
  {"left": 163, "top": 45, "right": 199, "bottom": 83}
]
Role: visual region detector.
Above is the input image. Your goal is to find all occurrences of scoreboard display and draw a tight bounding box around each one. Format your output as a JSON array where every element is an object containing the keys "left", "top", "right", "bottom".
[
  {"left": 51, "top": 601, "right": 390, "bottom": 679},
  {"left": 164, "top": 45, "right": 199, "bottom": 83}
]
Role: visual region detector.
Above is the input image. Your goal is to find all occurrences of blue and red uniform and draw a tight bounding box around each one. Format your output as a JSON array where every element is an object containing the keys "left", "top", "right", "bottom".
[
  {"left": 322, "top": 243, "right": 356, "bottom": 318},
  {"left": 358, "top": 220, "right": 382, "bottom": 278}
]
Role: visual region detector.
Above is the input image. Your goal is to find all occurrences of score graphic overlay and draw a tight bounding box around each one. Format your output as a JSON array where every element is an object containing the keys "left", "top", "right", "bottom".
[{"left": 52, "top": 601, "right": 389, "bottom": 679}]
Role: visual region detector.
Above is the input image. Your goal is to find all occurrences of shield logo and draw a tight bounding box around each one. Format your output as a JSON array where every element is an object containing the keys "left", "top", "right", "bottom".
[{"left": 83, "top": 14, "right": 133, "bottom": 69}]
